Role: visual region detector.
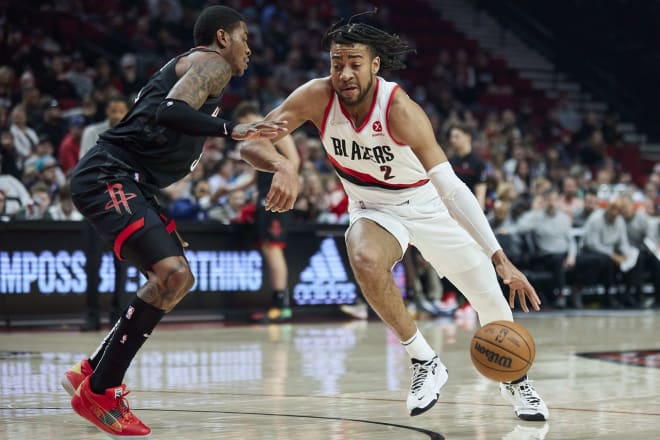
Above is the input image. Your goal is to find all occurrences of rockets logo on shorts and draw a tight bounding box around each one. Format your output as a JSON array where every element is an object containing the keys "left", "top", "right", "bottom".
[{"left": 104, "top": 182, "right": 137, "bottom": 215}]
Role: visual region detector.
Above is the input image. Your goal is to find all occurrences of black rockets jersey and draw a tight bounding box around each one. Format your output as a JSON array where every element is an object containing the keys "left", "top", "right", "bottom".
[{"left": 98, "top": 47, "right": 223, "bottom": 188}]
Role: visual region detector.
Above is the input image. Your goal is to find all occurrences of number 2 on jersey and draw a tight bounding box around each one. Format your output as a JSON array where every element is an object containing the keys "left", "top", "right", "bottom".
[{"left": 380, "top": 165, "right": 395, "bottom": 180}]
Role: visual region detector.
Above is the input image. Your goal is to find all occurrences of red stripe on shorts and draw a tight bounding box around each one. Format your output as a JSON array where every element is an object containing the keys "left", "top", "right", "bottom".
[{"left": 114, "top": 217, "right": 145, "bottom": 260}]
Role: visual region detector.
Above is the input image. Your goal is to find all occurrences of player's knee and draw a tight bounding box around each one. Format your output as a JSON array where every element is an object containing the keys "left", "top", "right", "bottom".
[
  {"left": 349, "top": 249, "right": 385, "bottom": 283},
  {"left": 154, "top": 259, "right": 194, "bottom": 302},
  {"left": 165, "top": 265, "right": 193, "bottom": 293}
]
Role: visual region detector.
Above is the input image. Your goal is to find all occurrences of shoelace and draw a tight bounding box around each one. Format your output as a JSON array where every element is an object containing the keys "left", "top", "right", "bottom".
[
  {"left": 517, "top": 383, "right": 541, "bottom": 406},
  {"left": 410, "top": 360, "right": 435, "bottom": 394},
  {"left": 115, "top": 390, "right": 138, "bottom": 423}
]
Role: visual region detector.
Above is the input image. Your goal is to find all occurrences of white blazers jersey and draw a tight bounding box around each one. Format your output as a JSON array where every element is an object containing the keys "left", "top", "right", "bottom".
[{"left": 319, "top": 77, "right": 432, "bottom": 204}]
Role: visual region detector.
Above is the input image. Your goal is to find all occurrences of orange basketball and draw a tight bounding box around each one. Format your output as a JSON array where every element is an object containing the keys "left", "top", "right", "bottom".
[{"left": 470, "top": 320, "right": 536, "bottom": 382}]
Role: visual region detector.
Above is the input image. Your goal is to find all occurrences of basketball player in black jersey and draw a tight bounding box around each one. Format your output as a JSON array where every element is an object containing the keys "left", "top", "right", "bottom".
[{"left": 61, "top": 6, "right": 299, "bottom": 438}]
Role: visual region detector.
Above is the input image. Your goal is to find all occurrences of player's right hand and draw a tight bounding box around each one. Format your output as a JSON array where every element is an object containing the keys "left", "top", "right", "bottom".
[
  {"left": 231, "top": 120, "right": 288, "bottom": 140},
  {"left": 492, "top": 250, "right": 541, "bottom": 313},
  {"left": 265, "top": 160, "right": 299, "bottom": 212}
]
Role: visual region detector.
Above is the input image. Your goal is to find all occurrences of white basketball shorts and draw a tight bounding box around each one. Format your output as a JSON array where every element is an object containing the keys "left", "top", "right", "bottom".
[{"left": 345, "top": 184, "right": 489, "bottom": 277}]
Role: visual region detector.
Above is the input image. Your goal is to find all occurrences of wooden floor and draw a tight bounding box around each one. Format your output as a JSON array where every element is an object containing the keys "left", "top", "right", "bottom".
[{"left": 1, "top": 311, "right": 659, "bottom": 439}]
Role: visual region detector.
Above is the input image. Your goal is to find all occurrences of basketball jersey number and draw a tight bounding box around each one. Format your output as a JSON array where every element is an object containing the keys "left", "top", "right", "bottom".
[{"left": 380, "top": 165, "right": 395, "bottom": 180}]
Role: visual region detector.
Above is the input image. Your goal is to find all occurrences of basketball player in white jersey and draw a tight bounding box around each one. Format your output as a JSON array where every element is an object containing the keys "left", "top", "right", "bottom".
[{"left": 240, "top": 19, "right": 549, "bottom": 421}]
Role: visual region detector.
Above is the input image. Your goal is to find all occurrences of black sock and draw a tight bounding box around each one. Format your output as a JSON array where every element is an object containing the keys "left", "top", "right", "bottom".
[
  {"left": 509, "top": 375, "right": 528, "bottom": 384},
  {"left": 90, "top": 297, "right": 165, "bottom": 394},
  {"left": 88, "top": 319, "right": 121, "bottom": 370},
  {"left": 273, "top": 288, "right": 290, "bottom": 308}
]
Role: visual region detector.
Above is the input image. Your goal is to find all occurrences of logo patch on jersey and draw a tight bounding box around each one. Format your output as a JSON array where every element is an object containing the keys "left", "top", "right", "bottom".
[{"left": 372, "top": 120, "right": 383, "bottom": 132}]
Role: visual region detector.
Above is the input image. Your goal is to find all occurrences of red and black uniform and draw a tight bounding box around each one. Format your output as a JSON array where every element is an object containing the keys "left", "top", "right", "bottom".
[
  {"left": 256, "top": 171, "right": 289, "bottom": 248},
  {"left": 70, "top": 48, "right": 223, "bottom": 272}
]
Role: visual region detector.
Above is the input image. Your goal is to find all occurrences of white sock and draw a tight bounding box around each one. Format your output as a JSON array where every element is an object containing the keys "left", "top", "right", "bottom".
[{"left": 400, "top": 328, "right": 436, "bottom": 361}]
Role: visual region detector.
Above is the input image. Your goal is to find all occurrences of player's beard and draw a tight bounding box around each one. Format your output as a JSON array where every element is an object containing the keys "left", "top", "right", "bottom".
[{"left": 337, "top": 75, "right": 374, "bottom": 107}]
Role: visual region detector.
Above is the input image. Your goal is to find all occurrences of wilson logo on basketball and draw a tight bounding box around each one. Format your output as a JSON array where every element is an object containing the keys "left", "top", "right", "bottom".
[
  {"left": 372, "top": 120, "right": 382, "bottom": 132},
  {"left": 473, "top": 341, "right": 513, "bottom": 368}
]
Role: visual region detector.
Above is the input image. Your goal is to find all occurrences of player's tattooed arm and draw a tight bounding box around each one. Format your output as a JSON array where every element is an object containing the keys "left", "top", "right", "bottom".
[{"left": 167, "top": 54, "right": 232, "bottom": 110}]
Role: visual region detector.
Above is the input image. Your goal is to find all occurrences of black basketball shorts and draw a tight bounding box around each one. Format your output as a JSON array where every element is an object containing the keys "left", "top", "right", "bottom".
[
  {"left": 256, "top": 194, "right": 289, "bottom": 248},
  {"left": 70, "top": 146, "right": 184, "bottom": 273}
]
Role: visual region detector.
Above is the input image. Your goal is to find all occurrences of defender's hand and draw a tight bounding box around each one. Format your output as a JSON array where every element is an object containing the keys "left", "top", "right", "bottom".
[
  {"left": 492, "top": 251, "right": 541, "bottom": 312},
  {"left": 265, "top": 160, "right": 299, "bottom": 212},
  {"left": 231, "top": 120, "right": 288, "bottom": 140}
]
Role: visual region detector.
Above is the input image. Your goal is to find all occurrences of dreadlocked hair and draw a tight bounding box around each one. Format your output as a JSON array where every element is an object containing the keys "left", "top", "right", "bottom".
[{"left": 322, "top": 21, "right": 415, "bottom": 71}]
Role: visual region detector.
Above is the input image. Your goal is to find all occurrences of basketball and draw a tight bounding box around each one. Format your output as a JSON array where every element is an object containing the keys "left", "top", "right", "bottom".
[{"left": 470, "top": 320, "right": 536, "bottom": 382}]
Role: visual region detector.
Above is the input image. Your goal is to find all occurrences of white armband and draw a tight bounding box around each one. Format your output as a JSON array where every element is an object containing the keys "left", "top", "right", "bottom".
[{"left": 428, "top": 162, "right": 501, "bottom": 257}]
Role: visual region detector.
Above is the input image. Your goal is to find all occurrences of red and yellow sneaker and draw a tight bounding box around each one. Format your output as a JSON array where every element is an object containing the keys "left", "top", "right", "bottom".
[
  {"left": 61, "top": 359, "right": 93, "bottom": 396},
  {"left": 71, "top": 376, "right": 151, "bottom": 438}
]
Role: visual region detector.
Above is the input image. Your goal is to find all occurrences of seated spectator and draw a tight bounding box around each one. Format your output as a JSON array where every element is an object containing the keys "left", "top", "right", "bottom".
[
  {"left": 208, "top": 156, "right": 255, "bottom": 205},
  {"left": 293, "top": 171, "right": 325, "bottom": 223},
  {"left": 318, "top": 174, "right": 349, "bottom": 224},
  {"left": 582, "top": 198, "right": 636, "bottom": 308},
  {"left": 208, "top": 189, "right": 249, "bottom": 224},
  {"left": 79, "top": 96, "right": 129, "bottom": 159},
  {"left": 23, "top": 135, "right": 66, "bottom": 185},
  {"left": 9, "top": 104, "right": 38, "bottom": 163},
  {"left": 579, "top": 130, "right": 606, "bottom": 168},
  {"left": 572, "top": 187, "right": 599, "bottom": 227},
  {"left": 490, "top": 200, "right": 522, "bottom": 263},
  {"left": 33, "top": 154, "right": 65, "bottom": 199},
  {"left": 59, "top": 114, "right": 86, "bottom": 175},
  {"left": 13, "top": 181, "right": 51, "bottom": 220},
  {"left": 44, "top": 183, "right": 83, "bottom": 220},
  {"left": 34, "top": 99, "right": 66, "bottom": 148},
  {"left": 68, "top": 52, "right": 94, "bottom": 99},
  {"left": 515, "top": 188, "right": 578, "bottom": 307},
  {"left": 511, "top": 159, "right": 532, "bottom": 195},
  {"left": 192, "top": 180, "right": 212, "bottom": 214},
  {"left": 118, "top": 54, "right": 143, "bottom": 101},
  {"left": 1, "top": 130, "right": 21, "bottom": 179},
  {"left": 558, "top": 175, "right": 583, "bottom": 221},
  {"left": 0, "top": 170, "right": 31, "bottom": 216},
  {"left": 621, "top": 194, "right": 659, "bottom": 307}
]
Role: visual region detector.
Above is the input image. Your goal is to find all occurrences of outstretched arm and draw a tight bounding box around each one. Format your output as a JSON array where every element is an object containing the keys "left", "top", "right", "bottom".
[
  {"left": 388, "top": 88, "right": 541, "bottom": 312},
  {"left": 157, "top": 52, "right": 286, "bottom": 139},
  {"left": 238, "top": 79, "right": 329, "bottom": 210}
]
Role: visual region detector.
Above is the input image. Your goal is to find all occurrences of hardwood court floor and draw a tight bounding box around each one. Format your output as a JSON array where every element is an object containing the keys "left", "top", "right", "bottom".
[{"left": 1, "top": 311, "right": 659, "bottom": 439}]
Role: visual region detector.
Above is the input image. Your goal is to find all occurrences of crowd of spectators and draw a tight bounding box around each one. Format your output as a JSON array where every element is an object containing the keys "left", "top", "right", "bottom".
[{"left": 1, "top": 0, "right": 659, "bottom": 307}]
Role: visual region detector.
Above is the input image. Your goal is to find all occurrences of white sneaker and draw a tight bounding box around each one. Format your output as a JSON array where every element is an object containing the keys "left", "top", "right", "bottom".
[
  {"left": 407, "top": 356, "right": 448, "bottom": 416},
  {"left": 500, "top": 378, "right": 549, "bottom": 421},
  {"left": 339, "top": 302, "right": 368, "bottom": 320},
  {"left": 413, "top": 295, "right": 440, "bottom": 316}
]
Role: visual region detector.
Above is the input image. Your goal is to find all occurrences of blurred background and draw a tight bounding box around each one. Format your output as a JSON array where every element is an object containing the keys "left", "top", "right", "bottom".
[{"left": 1, "top": 0, "right": 659, "bottom": 327}]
